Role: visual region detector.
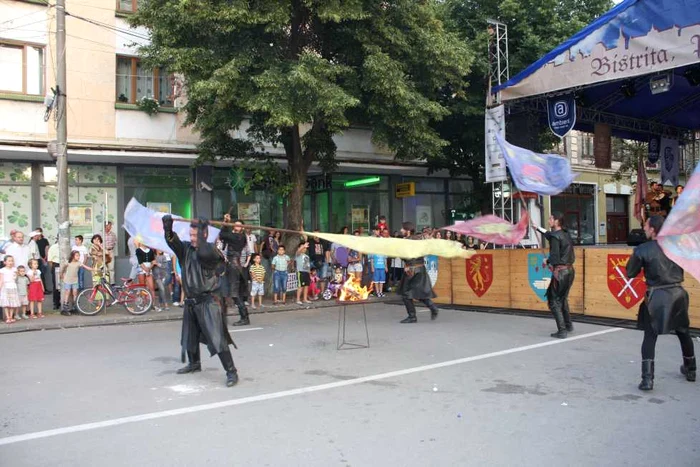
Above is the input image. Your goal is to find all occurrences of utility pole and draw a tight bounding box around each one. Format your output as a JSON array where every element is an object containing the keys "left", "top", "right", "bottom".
[{"left": 56, "top": 0, "right": 71, "bottom": 306}]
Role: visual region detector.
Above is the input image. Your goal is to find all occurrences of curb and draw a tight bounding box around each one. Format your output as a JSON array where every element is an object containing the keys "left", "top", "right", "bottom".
[{"left": 0, "top": 296, "right": 396, "bottom": 335}]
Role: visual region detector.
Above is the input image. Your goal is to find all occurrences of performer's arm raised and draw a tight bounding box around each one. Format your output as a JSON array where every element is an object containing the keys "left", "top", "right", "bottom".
[{"left": 162, "top": 215, "right": 184, "bottom": 262}]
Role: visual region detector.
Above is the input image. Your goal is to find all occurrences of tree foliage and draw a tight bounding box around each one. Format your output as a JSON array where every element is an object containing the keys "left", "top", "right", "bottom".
[
  {"left": 429, "top": 0, "right": 613, "bottom": 214},
  {"left": 132, "top": 0, "right": 472, "bottom": 234}
]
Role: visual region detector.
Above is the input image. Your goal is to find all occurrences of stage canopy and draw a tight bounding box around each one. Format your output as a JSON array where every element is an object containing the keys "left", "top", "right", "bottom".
[{"left": 493, "top": 0, "right": 700, "bottom": 139}]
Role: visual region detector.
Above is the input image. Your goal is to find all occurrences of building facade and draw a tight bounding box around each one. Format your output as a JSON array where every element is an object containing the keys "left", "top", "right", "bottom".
[{"left": 0, "top": 0, "right": 472, "bottom": 258}]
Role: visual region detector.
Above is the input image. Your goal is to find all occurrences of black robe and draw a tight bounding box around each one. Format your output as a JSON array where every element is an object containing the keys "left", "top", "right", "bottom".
[
  {"left": 165, "top": 230, "right": 234, "bottom": 358},
  {"left": 397, "top": 237, "right": 437, "bottom": 300},
  {"left": 219, "top": 226, "right": 247, "bottom": 299},
  {"left": 627, "top": 240, "right": 689, "bottom": 335}
]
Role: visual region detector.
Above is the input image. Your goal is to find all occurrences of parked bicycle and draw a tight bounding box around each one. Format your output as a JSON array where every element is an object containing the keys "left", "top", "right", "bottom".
[{"left": 76, "top": 276, "right": 153, "bottom": 316}]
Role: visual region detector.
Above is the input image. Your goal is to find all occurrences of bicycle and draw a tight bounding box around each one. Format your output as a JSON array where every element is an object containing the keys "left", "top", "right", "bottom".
[{"left": 76, "top": 276, "right": 154, "bottom": 316}]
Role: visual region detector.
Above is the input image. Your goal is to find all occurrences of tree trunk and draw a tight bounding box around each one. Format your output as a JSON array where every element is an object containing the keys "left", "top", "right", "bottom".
[{"left": 282, "top": 124, "right": 312, "bottom": 253}]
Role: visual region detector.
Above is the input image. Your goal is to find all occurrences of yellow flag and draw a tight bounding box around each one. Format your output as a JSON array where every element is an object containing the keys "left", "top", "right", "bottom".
[{"left": 307, "top": 232, "right": 475, "bottom": 259}]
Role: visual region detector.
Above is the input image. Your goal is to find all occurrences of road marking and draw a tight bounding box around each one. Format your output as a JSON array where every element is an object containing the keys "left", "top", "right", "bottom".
[
  {"left": 0, "top": 327, "right": 624, "bottom": 446},
  {"left": 228, "top": 327, "right": 264, "bottom": 333}
]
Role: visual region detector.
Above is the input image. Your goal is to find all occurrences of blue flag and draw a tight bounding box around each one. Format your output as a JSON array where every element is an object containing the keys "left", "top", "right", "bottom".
[{"left": 495, "top": 134, "right": 578, "bottom": 196}]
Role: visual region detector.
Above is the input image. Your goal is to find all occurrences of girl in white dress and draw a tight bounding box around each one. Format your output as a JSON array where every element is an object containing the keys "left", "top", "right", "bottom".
[{"left": 0, "top": 255, "right": 20, "bottom": 323}]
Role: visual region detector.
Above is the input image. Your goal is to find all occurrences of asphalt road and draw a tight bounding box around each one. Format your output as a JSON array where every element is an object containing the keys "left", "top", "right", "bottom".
[{"left": 0, "top": 305, "right": 698, "bottom": 466}]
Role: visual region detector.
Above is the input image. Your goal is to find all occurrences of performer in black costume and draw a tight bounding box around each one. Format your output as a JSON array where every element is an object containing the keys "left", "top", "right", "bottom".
[
  {"left": 163, "top": 215, "right": 239, "bottom": 387},
  {"left": 534, "top": 212, "right": 575, "bottom": 339},
  {"left": 397, "top": 222, "right": 439, "bottom": 323},
  {"left": 219, "top": 214, "right": 250, "bottom": 326},
  {"left": 626, "top": 215, "right": 695, "bottom": 391}
]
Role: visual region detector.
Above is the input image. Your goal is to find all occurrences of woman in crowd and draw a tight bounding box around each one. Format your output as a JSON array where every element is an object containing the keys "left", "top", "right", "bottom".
[
  {"left": 89, "top": 234, "right": 106, "bottom": 284},
  {"left": 135, "top": 239, "right": 157, "bottom": 303}
]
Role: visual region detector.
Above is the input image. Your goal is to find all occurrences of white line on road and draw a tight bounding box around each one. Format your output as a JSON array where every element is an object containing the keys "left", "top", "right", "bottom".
[
  {"left": 0, "top": 327, "right": 624, "bottom": 446},
  {"left": 228, "top": 327, "right": 264, "bottom": 333}
]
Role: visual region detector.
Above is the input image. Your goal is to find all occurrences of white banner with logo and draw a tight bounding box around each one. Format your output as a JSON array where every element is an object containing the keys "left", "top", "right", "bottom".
[
  {"left": 485, "top": 104, "right": 507, "bottom": 183},
  {"left": 660, "top": 137, "right": 680, "bottom": 187},
  {"left": 501, "top": 21, "right": 700, "bottom": 101}
]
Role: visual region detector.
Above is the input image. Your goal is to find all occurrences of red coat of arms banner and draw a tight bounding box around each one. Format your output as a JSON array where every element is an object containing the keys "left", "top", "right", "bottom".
[
  {"left": 607, "top": 254, "right": 646, "bottom": 309},
  {"left": 466, "top": 254, "right": 493, "bottom": 297}
]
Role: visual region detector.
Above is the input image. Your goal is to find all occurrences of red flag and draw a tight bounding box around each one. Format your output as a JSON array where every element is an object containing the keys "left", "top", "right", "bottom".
[
  {"left": 444, "top": 213, "right": 529, "bottom": 245},
  {"left": 634, "top": 154, "right": 648, "bottom": 225}
]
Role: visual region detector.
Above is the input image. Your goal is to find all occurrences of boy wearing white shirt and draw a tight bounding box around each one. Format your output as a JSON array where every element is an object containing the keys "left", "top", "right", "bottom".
[{"left": 71, "top": 235, "right": 89, "bottom": 290}]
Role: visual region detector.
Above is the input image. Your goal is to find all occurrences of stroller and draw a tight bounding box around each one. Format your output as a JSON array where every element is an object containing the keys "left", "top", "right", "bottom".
[{"left": 323, "top": 266, "right": 346, "bottom": 300}]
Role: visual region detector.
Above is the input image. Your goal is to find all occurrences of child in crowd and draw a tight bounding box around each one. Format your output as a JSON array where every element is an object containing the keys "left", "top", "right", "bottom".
[
  {"left": 271, "top": 245, "right": 290, "bottom": 305},
  {"left": 27, "top": 259, "right": 45, "bottom": 318},
  {"left": 152, "top": 250, "right": 170, "bottom": 312},
  {"left": 377, "top": 215, "right": 388, "bottom": 232},
  {"left": 295, "top": 242, "right": 312, "bottom": 305},
  {"left": 61, "top": 251, "right": 93, "bottom": 315},
  {"left": 309, "top": 268, "right": 320, "bottom": 300},
  {"left": 1, "top": 256, "right": 19, "bottom": 323},
  {"left": 370, "top": 252, "right": 388, "bottom": 298},
  {"left": 16, "top": 265, "right": 30, "bottom": 319},
  {"left": 72, "top": 235, "right": 89, "bottom": 290},
  {"left": 249, "top": 253, "right": 265, "bottom": 309},
  {"left": 171, "top": 256, "right": 184, "bottom": 307}
]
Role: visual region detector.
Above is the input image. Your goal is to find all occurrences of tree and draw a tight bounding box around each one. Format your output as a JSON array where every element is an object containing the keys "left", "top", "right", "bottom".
[
  {"left": 132, "top": 1, "right": 472, "bottom": 239},
  {"left": 428, "top": 0, "right": 613, "bottom": 215}
]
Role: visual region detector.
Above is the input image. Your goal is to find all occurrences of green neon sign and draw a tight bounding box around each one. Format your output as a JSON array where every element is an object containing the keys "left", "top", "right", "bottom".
[{"left": 343, "top": 176, "right": 381, "bottom": 188}]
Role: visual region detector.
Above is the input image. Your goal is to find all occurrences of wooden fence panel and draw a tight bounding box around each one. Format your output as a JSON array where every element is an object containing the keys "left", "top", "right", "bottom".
[
  {"left": 509, "top": 249, "right": 585, "bottom": 314},
  {"left": 452, "top": 251, "right": 511, "bottom": 308},
  {"left": 433, "top": 256, "right": 452, "bottom": 305}
]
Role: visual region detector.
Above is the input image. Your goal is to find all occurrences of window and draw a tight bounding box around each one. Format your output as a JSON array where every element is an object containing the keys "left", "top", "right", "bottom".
[
  {"left": 0, "top": 42, "right": 44, "bottom": 95},
  {"left": 580, "top": 133, "right": 594, "bottom": 159},
  {"left": 116, "top": 56, "right": 174, "bottom": 106},
  {"left": 117, "top": 0, "right": 143, "bottom": 13}
]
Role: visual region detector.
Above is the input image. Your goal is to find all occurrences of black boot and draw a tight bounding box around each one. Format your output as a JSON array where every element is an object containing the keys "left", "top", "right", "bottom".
[
  {"left": 639, "top": 359, "right": 654, "bottom": 391},
  {"left": 176, "top": 350, "right": 201, "bottom": 374},
  {"left": 400, "top": 298, "right": 417, "bottom": 323},
  {"left": 232, "top": 299, "right": 250, "bottom": 326},
  {"left": 550, "top": 311, "right": 568, "bottom": 339},
  {"left": 425, "top": 299, "right": 439, "bottom": 321},
  {"left": 680, "top": 357, "right": 696, "bottom": 382},
  {"left": 563, "top": 303, "right": 573, "bottom": 332},
  {"left": 218, "top": 350, "right": 239, "bottom": 387}
]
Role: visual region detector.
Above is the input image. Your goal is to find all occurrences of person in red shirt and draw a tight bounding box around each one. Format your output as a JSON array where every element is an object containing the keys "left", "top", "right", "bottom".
[{"left": 377, "top": 215, "right": 388, "bottom": 234}]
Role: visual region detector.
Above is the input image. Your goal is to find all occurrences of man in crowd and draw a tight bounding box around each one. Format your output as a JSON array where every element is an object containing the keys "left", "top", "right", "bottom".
[
  {"left": 309, "top": 228, "right": 331, "bottom": 294},
  {"left": 627, "top": 215, "right": 695, "bottom": 391},
  {"left": 47, "top": 238, "right": 61, "bottom": 311},
  {"left": 3, "top": 230, "right": 31, "bottom": 269},
  {"left": 219, "top": 214, "right": 251, "bottom": 326},
  {"left": 260, "top": 226, "right": 278, "bottom": 297},
  {"left": 163, "top": 215, "right": 238, "bottom": 387},
  {"left": 533, "top": 212, "right": 575, "bottom": 338},
  {"left": 397, "top": 222, "right": 440, "bottom": 323},
  {"left": 30, "top": 228, "right": 50, "bottom": 292},
  {"left": 104, "top": 221, "right": 118, "bottom": 284}
]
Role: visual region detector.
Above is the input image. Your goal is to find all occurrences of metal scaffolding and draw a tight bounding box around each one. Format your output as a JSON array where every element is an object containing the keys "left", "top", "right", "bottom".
[{"left": 487, "top": 19, "right": 513, "bottom": 233}]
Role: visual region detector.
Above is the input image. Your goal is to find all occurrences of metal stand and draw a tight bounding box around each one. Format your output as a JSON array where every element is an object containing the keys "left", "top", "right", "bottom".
[{"left": 337, "top": 304, "right": 370, "bottom": 350}]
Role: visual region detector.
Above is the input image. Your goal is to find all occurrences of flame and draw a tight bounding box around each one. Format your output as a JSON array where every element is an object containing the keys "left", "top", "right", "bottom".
[{"left": 338, "top": 276, "right": 373, "bottom": 302}]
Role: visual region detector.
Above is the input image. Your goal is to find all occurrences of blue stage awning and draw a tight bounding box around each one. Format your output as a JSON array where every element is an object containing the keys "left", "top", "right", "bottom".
[{"left": 494, "top": 0, "right": 700, "bottom": 133}]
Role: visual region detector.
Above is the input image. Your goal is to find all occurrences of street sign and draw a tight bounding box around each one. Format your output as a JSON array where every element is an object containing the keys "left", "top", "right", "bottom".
[{"left": 395, "top": 182, "right": 415, "bottom": 198}]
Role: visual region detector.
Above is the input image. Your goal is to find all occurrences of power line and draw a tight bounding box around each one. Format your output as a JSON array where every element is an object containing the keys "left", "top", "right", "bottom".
[
  {"left": 66, "top": 13, "right": 150, "bottom": 41},
  {"left": 0, "top": 17, "right": 50, "bottom": 33},
  {"left": 0, "top": 0, "right": 53, "bottom": 27}
]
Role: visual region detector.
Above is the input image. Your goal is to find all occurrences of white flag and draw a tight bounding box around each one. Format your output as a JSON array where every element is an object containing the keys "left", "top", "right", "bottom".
[
  {"left": 660, "top": 137, "right": 679, "bottom": 187},
  {"left": 123, "top": 198, "right": 220, "bottom": 255}
]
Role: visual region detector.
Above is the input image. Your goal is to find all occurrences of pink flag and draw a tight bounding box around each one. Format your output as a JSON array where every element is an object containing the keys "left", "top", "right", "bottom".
[
  {"left": 443, "top": 213, "right": 529, "bottom": 245},
  {"left": 657, "top": 162, "right": 700, "bottom": 283}
]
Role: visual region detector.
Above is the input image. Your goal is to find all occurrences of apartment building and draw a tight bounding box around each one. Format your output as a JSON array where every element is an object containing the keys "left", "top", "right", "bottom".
[{"left": 0, "top": 0, "right": 472, "bottom": 255}]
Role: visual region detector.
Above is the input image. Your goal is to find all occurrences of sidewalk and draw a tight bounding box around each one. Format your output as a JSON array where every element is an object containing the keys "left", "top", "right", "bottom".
[{"left": 0, "top": 293, "right": 395, "bottom": 335}]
